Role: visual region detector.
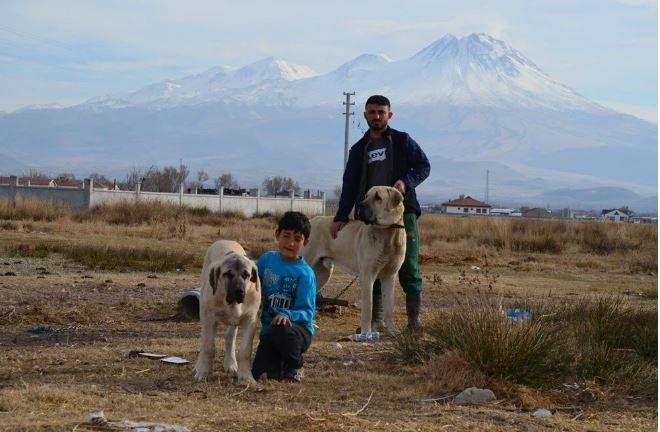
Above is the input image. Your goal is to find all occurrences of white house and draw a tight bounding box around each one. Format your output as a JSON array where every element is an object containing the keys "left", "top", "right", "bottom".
[
  {"left": 441, "top": 195, "right": 491, "bottom": 215},
  {"left": 601, "top": 208, "right": 632, "bottom": 222},
  {"left": 490, "top": 208, "right": 522, "bottom": 217}
]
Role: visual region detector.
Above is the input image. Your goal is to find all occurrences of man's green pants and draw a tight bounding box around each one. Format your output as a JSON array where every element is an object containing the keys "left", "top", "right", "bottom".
[{"left": 373, "top": 212, "right": 422, "bottom": 297}]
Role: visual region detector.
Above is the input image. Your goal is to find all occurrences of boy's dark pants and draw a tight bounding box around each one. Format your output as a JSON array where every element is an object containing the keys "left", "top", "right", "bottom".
[{"left": 251, "top": 323, "right": 312, "bottom": 380}]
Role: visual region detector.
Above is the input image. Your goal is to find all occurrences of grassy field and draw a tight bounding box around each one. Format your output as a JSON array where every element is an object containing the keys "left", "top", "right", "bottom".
[{"left": 0, "top": 198, "right": 657, "bottom": 431}]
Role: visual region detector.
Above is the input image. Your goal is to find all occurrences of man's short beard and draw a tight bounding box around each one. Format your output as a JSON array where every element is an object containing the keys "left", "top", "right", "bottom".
[{"left": 369, "top": 121, "right": 387, "bottom": 131}]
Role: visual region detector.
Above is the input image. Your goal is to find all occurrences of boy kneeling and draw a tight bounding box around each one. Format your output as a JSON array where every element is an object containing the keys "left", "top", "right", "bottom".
[{"left": 252, "top": 211, "right": 316, "bottom": 383}]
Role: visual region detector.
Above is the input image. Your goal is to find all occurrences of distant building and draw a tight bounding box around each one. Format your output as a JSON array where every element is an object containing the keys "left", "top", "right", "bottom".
[
  {"left": 441, "top": 195, "right": 491, "bottom": 215},
  {"left": 630, "top": 216, "right": 657, "bottom": 224},
  {"left": 558, "top": 208, "right": 574, "bottom": 219},
  {"left": 522, "top": 208, "right": 552, "bottom": 219},
  {"left": 601, "top": 208, "right": 632, "bottom": 222},
  {"left": 490, "top": 208, "right": 522, "bottom": 217}
]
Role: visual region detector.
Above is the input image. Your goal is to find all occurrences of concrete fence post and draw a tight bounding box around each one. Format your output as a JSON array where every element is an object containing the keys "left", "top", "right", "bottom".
[
  {"left": 83, "top": 178, "right": 93, "bottom": 208},
  {"left": 290, "top": 190, "right": 295, "bottom": 211},
  {"left": 320, "top": 191, "right": 326, "bottom": 216},
  {"left": 179, "top": 183, "right": 184, "bottom": 206},
  {"left": 9, "top": 175, "right": 18, "bottom": 203},
  {"left": 219, "top": 186, "right": 224, "bottom": 214},
  {"left": 135, "top": 181, "right": 141, "bottom": 202},
  {"left": 256, "top": 188, "right": 261, "bottom": 215}
]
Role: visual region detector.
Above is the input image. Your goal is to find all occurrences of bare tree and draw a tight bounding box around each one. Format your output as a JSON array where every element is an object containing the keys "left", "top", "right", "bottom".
[
  {"left": 55, "top": 172, "right": 77, "bottom": 182},
  {"left": 333, "top": 185, "right": 342, "bottom": 200},
  {"left": 26, "top": 168, "right": 48, "bottom": 179},
  {"left": 262, "top": 176, "right": 300, "bottom": 196},
  {"left": 89, "top": 172, "right": 111, "bottom": 187},
  {"left": 186, "top": 170, "right": 210, "bottom": 191},
  {"left": 215, "top": 173, "right": 239, "bottom": 189},
  {"left": 119, "top": 167, "right": 143, "bottom": 190}
]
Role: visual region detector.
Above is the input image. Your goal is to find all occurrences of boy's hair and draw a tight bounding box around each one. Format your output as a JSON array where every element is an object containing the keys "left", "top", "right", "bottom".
[
  {"left": 365, "top": 95, "right": 391, "bottom": 109},
  {"left": 277, "top": 211, "right": 311, "bottom": 239}
]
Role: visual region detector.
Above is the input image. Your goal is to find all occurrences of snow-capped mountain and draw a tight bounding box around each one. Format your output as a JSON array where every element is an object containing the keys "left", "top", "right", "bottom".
[
  {"left": 76, "top": 33, "right": 607, "bottom": 114},
  {"left": 1, "top": 33, "right": 656, "bottom": 210}
]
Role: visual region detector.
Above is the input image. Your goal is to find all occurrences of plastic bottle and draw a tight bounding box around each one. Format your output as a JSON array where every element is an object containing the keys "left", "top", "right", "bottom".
[{"left": 349, "top": 331, "right": 380, "bottom": 342}]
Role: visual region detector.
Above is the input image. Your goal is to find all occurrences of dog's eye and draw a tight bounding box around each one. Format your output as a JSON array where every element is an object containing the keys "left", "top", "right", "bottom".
[
  {"left": 241, "top": 271, "right": 249, "bottom": 279},
  {"left": 223, "top": 271, "right": 233, "bottom": 278},
  {"left": 374, "top": 192, "right": 381, "bottom": 202}
]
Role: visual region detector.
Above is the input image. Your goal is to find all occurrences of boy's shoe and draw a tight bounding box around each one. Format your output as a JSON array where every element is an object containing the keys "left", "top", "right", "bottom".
[{"left": 281, "top": 368, "right": 304, "bottom": 383}]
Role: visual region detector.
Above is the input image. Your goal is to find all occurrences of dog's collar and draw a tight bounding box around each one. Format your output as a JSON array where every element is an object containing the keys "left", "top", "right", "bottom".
[{"left": 371, "top": 222, "right": 405, "bottom": 229}]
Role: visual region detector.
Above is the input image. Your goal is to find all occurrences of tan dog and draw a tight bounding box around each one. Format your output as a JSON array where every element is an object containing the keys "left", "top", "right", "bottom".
[
  {"left": 194, "top": 240, "right": 260, "bottom": 384},
  {"left": 303, "top": 186, "right": 406, "bottom": 335}
]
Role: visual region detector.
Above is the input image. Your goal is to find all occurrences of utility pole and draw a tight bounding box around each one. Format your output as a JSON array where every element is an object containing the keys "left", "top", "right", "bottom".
[
  {"left": 485, "top": 169, "right": 490, "bottom": 204},
  {"left": 342, "top": 92, "right": 355, "bottom": 168}
]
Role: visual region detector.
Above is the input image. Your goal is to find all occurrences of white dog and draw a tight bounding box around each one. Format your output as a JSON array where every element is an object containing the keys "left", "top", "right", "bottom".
[
  {"left": 303, "top": 186, "right": 406, "bottom": 335},
  {"left": 194, "top": 240, "right": 260, "bottom": 384}
]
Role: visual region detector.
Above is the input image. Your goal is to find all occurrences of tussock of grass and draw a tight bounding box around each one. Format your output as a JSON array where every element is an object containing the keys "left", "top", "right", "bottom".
[
  {"left": 427, "top": 300, "right": 569, "bottom": 385},
  {"left": 394, "top": 296, "right": 658, "bottom": 398},
  {"left": 0, "top": 197, "right": 70, "bottom": 221}
]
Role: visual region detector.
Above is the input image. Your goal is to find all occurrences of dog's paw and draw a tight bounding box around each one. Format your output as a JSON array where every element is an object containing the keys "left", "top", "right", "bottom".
[
  {"left": 236, "top": 371, "right": 257, "bottom": 386},
  {"left": 194, "top": 362, "right": 213, "bottom": 382},
  {"left": 223, "top": 359, "right": 238, "bottom": 374}
]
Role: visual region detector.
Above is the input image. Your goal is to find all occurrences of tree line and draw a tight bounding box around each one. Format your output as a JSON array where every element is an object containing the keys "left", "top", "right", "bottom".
[{"left": 20, "top": 166, "right": 308, "bottom": 196}]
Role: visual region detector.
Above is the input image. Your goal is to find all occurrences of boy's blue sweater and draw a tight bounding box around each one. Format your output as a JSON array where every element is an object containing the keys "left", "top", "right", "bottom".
[{"left": 256, "top": 251, "right": 316, "bottom": 336}]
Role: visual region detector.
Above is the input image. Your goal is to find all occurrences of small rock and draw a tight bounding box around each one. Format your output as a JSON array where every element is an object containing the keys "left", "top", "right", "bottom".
[
  {"left": 532, "top": 408, "right": 552, "bottom": 417},
  {"left": 470, "top": 265, "right": 481, "bottom": 271},
  {"left": 4, "top": 271, "right": 16, "bottom": 276},
  {"left": 137, "top": 282, "right": 146, "bottom": 287},
  {"left": 333, "top": 342, "right": 343, "bottom": 349},
  {"left": 147, "top": 274, "right": 158, "bottom": 279},
  {"left": 453, "top": 387, "right": 496, "bottom": 405}
]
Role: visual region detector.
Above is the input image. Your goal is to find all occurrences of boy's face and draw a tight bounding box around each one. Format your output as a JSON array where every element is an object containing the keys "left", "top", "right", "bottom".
[{"left": 276, "top": 229, "right": 308, "bottom": 260}]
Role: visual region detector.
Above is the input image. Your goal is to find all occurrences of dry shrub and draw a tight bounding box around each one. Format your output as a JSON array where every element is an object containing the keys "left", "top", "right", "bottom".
[
  {"left": 625, "top": 250, "right": 658, "bottom": 274},
  {"left": 0, "top": 197, "right": 69, "bottom": 221},
  {"left": 424, "top": 350, "right": 487, "bottom": 395}
]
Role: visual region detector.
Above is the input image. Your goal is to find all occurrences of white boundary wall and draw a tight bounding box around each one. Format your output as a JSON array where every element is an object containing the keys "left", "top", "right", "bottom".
[{"left": 0, "top": 176, "right": 325, "bottom": 217}]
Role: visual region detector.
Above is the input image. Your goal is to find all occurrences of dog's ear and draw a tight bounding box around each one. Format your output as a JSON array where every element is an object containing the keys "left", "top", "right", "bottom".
[
  {"left": 250, "top": 265, "right": 258, "bottom": 283},
  {"left": 251, "top": 265, "right": 260, "bottom": 291},
  {"left": 390, "top": 188, "right": 403, "bottom": 208},
  {"left": 209, "top": 265, "right": 222, "bottom": 295}
]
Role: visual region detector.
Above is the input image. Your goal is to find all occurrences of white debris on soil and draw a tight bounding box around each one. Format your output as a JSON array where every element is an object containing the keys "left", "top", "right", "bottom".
[
  {"left": 453, "top": 387, "right": 496, "bottom": 405},
  {"left": 84, "top": 410, "right": 190, "bottom": 432},
  {"left": 532, "top": 408, "right": 553, "bottom": 417},
  {"left": 160, "top": 356, "right": 189, "bottom": 365}
]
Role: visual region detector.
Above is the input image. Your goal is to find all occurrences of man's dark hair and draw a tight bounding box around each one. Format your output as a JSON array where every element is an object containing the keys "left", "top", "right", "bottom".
[
  {"left": 277, "top": 211, "right": 311, "bottom": 239},
  {"left": 365, "top": 95, "right": 391, "bottom": 109}
]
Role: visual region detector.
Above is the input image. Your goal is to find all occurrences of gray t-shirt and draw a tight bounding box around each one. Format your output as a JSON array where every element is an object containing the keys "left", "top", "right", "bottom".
[{"left": 366, "top": 137, "right": 393, "bottom": 189}]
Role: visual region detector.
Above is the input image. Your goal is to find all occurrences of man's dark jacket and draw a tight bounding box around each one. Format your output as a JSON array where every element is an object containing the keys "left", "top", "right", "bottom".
[{"left": 334, "top": 126, "right": 431, "bottom": 223}]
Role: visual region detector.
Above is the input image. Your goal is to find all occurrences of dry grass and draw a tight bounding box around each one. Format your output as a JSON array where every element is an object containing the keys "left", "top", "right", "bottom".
[{"left": 0, "top": 201, "right": 657, "bottom": 431}]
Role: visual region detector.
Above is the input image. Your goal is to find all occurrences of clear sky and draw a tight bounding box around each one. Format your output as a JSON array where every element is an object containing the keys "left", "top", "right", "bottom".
[{"left": 1, "top": 0, "right": 657, "bottom": 123}]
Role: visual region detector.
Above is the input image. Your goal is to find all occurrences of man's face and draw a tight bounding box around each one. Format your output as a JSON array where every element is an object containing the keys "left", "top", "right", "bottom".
[{"left": 364, "top": 103, "right": 393, "bottom": 132}]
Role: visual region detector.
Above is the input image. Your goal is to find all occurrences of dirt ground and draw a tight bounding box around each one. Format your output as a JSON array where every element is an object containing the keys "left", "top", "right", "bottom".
[{"left": 0, "top": 254, "right": 657, "bottom": 431}]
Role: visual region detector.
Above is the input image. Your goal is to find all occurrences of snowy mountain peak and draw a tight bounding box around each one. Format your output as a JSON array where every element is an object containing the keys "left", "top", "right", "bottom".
[
  {"left": 333, "top": 53, "right": 393, "bottom": 75},
  {"left": 237, "top": 57, "right": 316, "bottom": 82},
  {"left": 411, "top": 34, "right": 459, "bottom": 61}
]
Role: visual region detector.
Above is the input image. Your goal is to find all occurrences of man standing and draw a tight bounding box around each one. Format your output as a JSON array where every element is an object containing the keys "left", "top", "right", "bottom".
[{"left": 331, "top": 95, "right": 430, "bottom": 331}]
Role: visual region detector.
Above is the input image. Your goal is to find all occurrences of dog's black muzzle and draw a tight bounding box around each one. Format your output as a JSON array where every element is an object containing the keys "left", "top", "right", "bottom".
[
  {"left": 225, "top": 278, "right": 245, "bottom": 304},
  {"left": 356, "top": 201, "right": 376, "bottom": 225}
]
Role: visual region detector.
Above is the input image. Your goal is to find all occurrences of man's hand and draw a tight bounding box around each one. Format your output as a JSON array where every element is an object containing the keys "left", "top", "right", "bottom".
[
  {"left": 271, "top": 314, "right": 292, "bottom": 326},
  {"left": 331, "top": 221, "right": 347, "bottom": 239},
  {"left": 393, "top": 180, "right": 406, "bottom": 195}
]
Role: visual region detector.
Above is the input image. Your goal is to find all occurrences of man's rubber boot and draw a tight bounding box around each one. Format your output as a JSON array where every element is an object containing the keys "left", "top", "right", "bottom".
[
  {"left": 405, "top": 292, "right": 422, "bottom": 333},
  {"left": 356, "top": 289, "right": 384, "bottom": 333}
]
